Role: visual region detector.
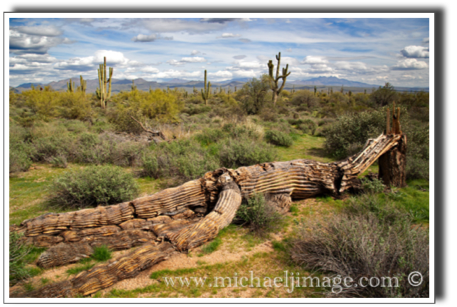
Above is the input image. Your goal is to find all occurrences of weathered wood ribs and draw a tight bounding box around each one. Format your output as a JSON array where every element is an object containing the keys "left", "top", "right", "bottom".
[{"left": 19, "top": 132, "right": 403, "bottom": 297}]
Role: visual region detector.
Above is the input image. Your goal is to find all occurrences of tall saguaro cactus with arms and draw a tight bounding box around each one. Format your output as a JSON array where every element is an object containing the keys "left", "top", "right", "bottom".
[
  {"left": 268, "top": 52, "right": 291, "bottom": 105},
  {"left": 96, "top": 57, "right": 113, "bottom": 109},
  {"left": 201, "top": 70, "right": 211, "bottom": 105}
]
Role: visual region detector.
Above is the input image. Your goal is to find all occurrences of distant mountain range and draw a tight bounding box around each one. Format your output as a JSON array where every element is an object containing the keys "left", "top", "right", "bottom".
[
  {"left": 13, "top": 76, "right": 428, "bottom": 93},
  {"left": 288, "top": 76, "right": 378, "bottom": 87}
]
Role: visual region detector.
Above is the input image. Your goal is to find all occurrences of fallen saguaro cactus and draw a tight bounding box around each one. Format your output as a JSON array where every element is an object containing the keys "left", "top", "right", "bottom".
[
  {"left": 28, "top": 242, "right": 174, "bottom": 298},
  {"left": 16, "top": 110, "right": 406, "bottom": 297}
]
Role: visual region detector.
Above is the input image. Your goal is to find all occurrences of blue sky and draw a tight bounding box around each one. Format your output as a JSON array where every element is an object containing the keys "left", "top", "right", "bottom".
[{"left": 8, "top": 16, "right": 430, "bottom": 87}]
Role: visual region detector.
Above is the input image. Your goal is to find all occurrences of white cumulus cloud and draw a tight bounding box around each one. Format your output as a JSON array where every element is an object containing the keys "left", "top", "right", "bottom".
[
  {"left": 392, "top": 59, "right": 429, "bottom": 70},
  {"left": 400, "top": 45, "right": 429, "bottom": 58}
]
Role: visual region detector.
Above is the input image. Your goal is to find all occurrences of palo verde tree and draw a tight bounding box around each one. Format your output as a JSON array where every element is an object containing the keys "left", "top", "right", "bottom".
[
  {"left": 267, "top": 52, "right": 291, "bottom": 105},
  {"left": 96, "top": 56, "right": 113, "bottom": 109},
  {"left": 371, "top": 82, "right": 398, "bottom": 107},
  {"left": 236, "top": 76, "right": 269, "bottom": 115}
]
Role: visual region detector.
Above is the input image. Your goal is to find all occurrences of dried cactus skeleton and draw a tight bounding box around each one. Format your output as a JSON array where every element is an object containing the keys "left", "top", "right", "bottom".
[{"left": 16, "top": 111, "right": 405, "bottom": 297}]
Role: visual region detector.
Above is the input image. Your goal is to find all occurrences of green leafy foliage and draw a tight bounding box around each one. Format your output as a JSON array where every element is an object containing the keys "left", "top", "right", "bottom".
[
  {"left": 50, "top": 165, "right": 139, "bottom": 208},
  {"left": 236, "top": 76, "right": 269, "bottom": 115},
  {"left": 236, "top": 193, "right": 284, "bottom": 237},
  {"left": 142, "top": 139, "right": 220, "bottom": 182},
  {"left": 264, "top": 130, "right": 293, "bottom": 147},
  {"left": 219, "top": 137, "right": 277, "bottom": 168}
]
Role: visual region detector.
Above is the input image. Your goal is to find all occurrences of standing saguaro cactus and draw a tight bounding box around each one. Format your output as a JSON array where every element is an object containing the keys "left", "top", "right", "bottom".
[
  {"left": 201, "top": 70, "right": 211, "bottom": 105},
  {"left": 79, "top": 75, "right": 87, "bottom": 94},
  {"left": 96, "top": 57, "right": 113, "bottom": 109},
  {"left": 67, "top": 79, "right": 75, "bottom": 93},
  {"left": 267, "top": 52, "right": 291, "bottom": 105},
  {"left": 314, "top": 86, "right": 317, "bottom": 96}
]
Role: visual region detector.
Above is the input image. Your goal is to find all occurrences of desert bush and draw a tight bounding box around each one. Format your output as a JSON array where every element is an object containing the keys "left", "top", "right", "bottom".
[
  {"left": 317, "top": 118, "right": 335, "bottom": 127},
  {"left": 264, "top": 130, "right": 293, "bottom": 147},
  {"left": 236, "top": 77, "right": 269, "bottom": 115},
  {"left": 109, "top": 88, "right": 183, "bottom": 133},
  {"left": 9, "top": 232, "right": 33, "bottom": 285},
  {"left": 50, "top": 165, "right": 139, "bottom": 208},
  {"left": 142, "top": 139, "right": 220, "bottom": 182},
  {"left": 222, "top": 123, "right": 263, "bottom": 140},
  {"left": 91, "top": 245, "right": 112, "bottom": 262},
  {"left": 59, "top": 119, "right": 88, "bottom": 134},
  {"left": 20, "top": 86, "right": 60, "bottom": 119},
  {"left": 9, "top": 123, "right": 34, "bottom": 173},
  {"left": 236, "top": 193, "right": 284, "bottom": 237},
  {"left": 361, "top": 177, "right": 385, "bottom": 194},
  {"left": 406, "top": 157, "right": 429, "bottom": 181},
  {"left": 31, "top": 134, "right": 74, "bottom": 162},
  {"left": 291, "top": 90, "right": 319, "bottom": 109},
  {"left": 111, "top": 141, "right": 147, "bottom": 167},
  {"left": 370, "top": 83, "right": 398, "bottom": 107},
  {"left": 57, "top": 91, "right": 93, "bottom": 120},
  {"left": 195, "top": 128, "right": 225, "bottom": 146},
  {"left": 219, "top": 137, "right": 277, "bottom": 168},
  {"left": 323, "top": 108, "right": 429, "bottom": 179},
  {"left": 10, "top": 145, "right": 33, "bottom": 173},
  {"left": 46, "top": 154, "right": 68, "bottom": 168},
  {"left": 183, "top": 104, "right": 211, "bottom": 116},
  {"left": 291, "top": 202, "right": 429, "bottom": 297},
  {"left": 322, "top": 110, "right": 386, "bottom": 159},
  {"left": 297, "top": 119, "right": 317, "bottom": 135},
  {"left": 107, "top": 108, "right": 146, "bottom": 134},
  {"left": 404, "top": 123, "right": 429, "bottom": 180},
  {"left": 9, "top": 106, "right": 40, "bottom": 127},
  {"left": 91, "top": 119, "right": 114, "bottom": 134},
  {"left": 259, "top": 107, "right": 278, "bottom": 122}
]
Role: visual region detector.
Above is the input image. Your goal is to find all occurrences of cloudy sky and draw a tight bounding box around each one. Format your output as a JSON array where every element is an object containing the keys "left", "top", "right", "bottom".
[{"left": 8, "top": 15, "right": 430, "bottom": 87}]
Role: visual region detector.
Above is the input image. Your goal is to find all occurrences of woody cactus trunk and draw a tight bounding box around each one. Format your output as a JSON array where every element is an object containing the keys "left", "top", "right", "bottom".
[
  {"left": 378, "top": 102, "right": 407, "bottom": 187},
  {"left": 96, "top": 57, "right": 113, "bottom": 109},
  {"left": 267, "top": 52, "right": 291, "bottom": 105},
  {"left": 15, "top": 110, "right": 406, "bottom": 298}
]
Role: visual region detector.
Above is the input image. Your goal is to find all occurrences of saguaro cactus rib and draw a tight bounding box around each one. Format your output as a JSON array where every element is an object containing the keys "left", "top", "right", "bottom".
[{"left": 27, "top": 242, "right": 174, "bottom": 298}]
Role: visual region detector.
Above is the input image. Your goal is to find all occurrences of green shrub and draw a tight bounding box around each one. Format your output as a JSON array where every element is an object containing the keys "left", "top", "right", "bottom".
[
  {"left": 297, "top": 119, "right": 317, "bottom": 135},
  {"left": 91, "top": 245, "right": 112, "bottom": 262},
  {"left": 322, "top": 110, "right": 385, "bottom": 159},
  {"left": 142, "top": 140, "right": 220, "bottom": 182},
  {"left": 9, "top": 143, "right": 34, "bottom": 173},
  {"left": 219, "top": 137, "right": 277, "bottom": 168},
  {"left": 264, "top": 130, "right": 293, "bottom": 147},
  {"left": 236, "top": 193, "right": 284, "bottom": 237},
  {"left": 222, "top": 123, "right": 262, "bottom": 140},
  {"left": 31, "top": 134, "right": 74, "bottom": 162},
  {"left": 361, "top": 177, "right": 385, "bottom": 194},
  {"left": 50, "top": 165, "right": 139, "bottom": 208},
  {"left": 59, "top": 119, "right": 88, "bottom": 134},
  {"left": 195, "top": 128, "right": 225, "bottom": 146},
  {"left": 47, "top": 154, "right": 68, "bottom": 168},
  {"left": 404, "top": 123, "right": 429, "bottom": 180},
  {"left": 9, "top": 231, "right": 32, "bottom": 285}
]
